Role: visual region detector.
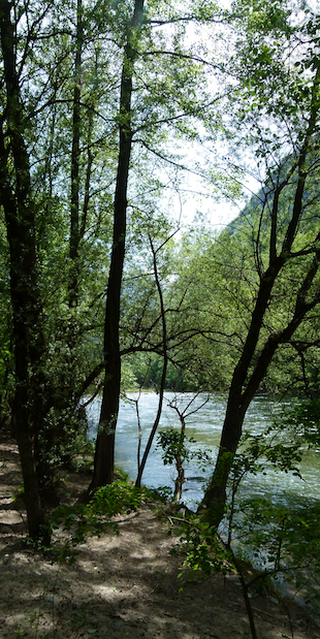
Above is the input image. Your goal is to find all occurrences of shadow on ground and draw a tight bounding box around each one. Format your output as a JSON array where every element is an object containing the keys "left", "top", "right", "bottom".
[{"left": 0, "top": 432, "right": 319, "bottom": 639}]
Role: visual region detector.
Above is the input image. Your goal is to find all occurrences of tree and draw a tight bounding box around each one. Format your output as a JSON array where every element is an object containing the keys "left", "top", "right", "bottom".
[
  {"left": 199, "top": 0, "right": 320, "bottom": 528},
  {"left": 0, "top": 0, "right": 116, "bottom": 532},
  {"left": 87, "top": 0, "right": 146, "bottom": 492},
  {"left": 87, "top": 0, "right": 223, "bottom": 492},
  {"left": 135, "top": 233, "right": 169, "bottom": 488},
  {"left": 157, "top": 393, "right": 210, "bottom": 503},
  {"left": 0, "top": 0, "right": 49, "bottom": 539},
  {"left": 0, "top": 0, "right": 225, "bottom": 522}
]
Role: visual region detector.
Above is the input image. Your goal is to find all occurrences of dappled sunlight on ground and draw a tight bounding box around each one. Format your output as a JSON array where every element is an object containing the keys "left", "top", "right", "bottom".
[{"left": 0, "top": 431, "right": 319, "bottom": 639}]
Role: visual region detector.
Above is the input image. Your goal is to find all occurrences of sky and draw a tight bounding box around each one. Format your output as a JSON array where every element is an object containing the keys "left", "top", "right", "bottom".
[
  {"left": 161, "top": 147, "right": 254, "bottom": 234},
  {"left": 179, "top": 169, "right": 245, "bottom": 231}
]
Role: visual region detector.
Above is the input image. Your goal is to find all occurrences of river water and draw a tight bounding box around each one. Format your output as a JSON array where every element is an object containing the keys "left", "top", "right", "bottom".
[
  {"left": 86, "top": 391, "right": 320, "bottom": 510},
  {"left": 87, "top": 392, "right": 320, "bottom": 609}
]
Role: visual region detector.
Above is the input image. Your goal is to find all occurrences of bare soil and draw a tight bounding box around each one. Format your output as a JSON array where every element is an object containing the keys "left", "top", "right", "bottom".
[{"left": 0, "top": 430, "right": 319, "bottom": 639}]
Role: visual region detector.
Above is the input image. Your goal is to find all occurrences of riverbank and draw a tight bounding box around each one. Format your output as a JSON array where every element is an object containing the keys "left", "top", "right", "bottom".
[{"left": 0, "top": 430, "right": 319, "bottom": 639}]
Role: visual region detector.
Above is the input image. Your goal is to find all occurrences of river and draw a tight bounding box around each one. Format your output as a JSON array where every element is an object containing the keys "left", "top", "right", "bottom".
[
  {"left": 86, "top": 391, "right": 320, "bottom": 510},
  {"left": 87, "top": 392, "right": 320, "bottom": 609}
]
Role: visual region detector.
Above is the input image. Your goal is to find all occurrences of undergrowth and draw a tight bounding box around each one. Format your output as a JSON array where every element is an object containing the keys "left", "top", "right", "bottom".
[{"left": 47, "top": 480, "right": 145, "bottom": 562}]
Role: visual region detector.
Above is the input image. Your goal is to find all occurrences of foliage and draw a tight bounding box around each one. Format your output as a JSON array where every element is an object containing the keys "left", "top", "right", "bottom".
[
  {"left": 170, "top": 515, "right": 232, "bottom": 578},
  {"left": 36, "top": 406, "right": 91, "bottom": 471},
  {"left": 2, "top": 0, "right": 320, "bottom": 552},
  {"left": 234, "top": 496, "right": 320, "bottom": 611},
  {"left": 0, "top": 0, "right": 228, "bottom": 533},
  {"left": 232, "top": 422, "right": 303, "bottom": 481},
  {"left": 147, "top": 485, "right": 174, "bottom": 502},
  {"left": 165, "top": 209, "right": 320, "bottom": 397},
  {"left": 221, "top": 399, "right": 320, "bottom": 615},
  {"left": 226, "top": 413, "right": 307, "bottom": 544},
  {"left": 274, "top": 398, "right": 320, "bottom": 448},
  {"left": 49, "top": 480, "right": 144, "bottom": 560},
  {"left": 157, "top": 428, "right": 209, "bottom": 470},
  {"left": 92, "top": 482, "right": 143, "bottom": 516}
]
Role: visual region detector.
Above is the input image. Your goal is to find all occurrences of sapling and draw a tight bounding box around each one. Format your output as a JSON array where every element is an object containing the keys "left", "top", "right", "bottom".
[{"left": 157, "top": 393, "right": 210, "bottom": 503}]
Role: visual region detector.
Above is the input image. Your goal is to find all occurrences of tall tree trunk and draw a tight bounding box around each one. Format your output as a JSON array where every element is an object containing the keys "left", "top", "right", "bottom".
[
  {"left": 87, "top": 0, "right": 145, "bottom": 493},
  {"left": 69, "top": 0, "right": 83, "bottom": 309},
  {"left": 0, "top": 0, "right": 49, "bottom": 540}
]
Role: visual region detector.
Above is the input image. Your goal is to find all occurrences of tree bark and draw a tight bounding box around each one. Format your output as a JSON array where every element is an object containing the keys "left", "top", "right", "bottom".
[
  {"left": 69, "top": 0, "right": 83, "bottom": 309},
  {"left": 0, "top": 0, "right": 49, "bottom": 540},
  {"left": 135, "top": 235, "right": 168, "bottom": 488},
  {"left": 88, "top": 0, "right": 145, "bottom": 493},
  {"left": 173, "top": 414, "right": 186, "bottom": 504}
]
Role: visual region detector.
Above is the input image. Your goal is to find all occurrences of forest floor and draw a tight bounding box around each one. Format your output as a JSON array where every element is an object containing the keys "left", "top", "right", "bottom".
[{"left": 0, "top": 429, "right": 320, "bottom": 639}]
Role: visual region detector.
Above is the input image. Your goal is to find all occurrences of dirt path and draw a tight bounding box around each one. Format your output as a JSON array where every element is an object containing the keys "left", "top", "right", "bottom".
[{"left": 0, "top": 430, "right": 319, "bottom": 639}]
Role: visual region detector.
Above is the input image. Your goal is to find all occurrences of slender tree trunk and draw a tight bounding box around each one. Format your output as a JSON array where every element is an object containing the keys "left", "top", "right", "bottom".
[
  {"left": 173, "top": 414, "right": 186, "bottom": 503},
  {"left": 88, "top": 0, "right": 145, "bottom": 493},
  {"left": 135, "top": 236, "right": 168, "bottom": 488},
  {"left": 201, "top": 247, "right": 320, "bottom": 527}
]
